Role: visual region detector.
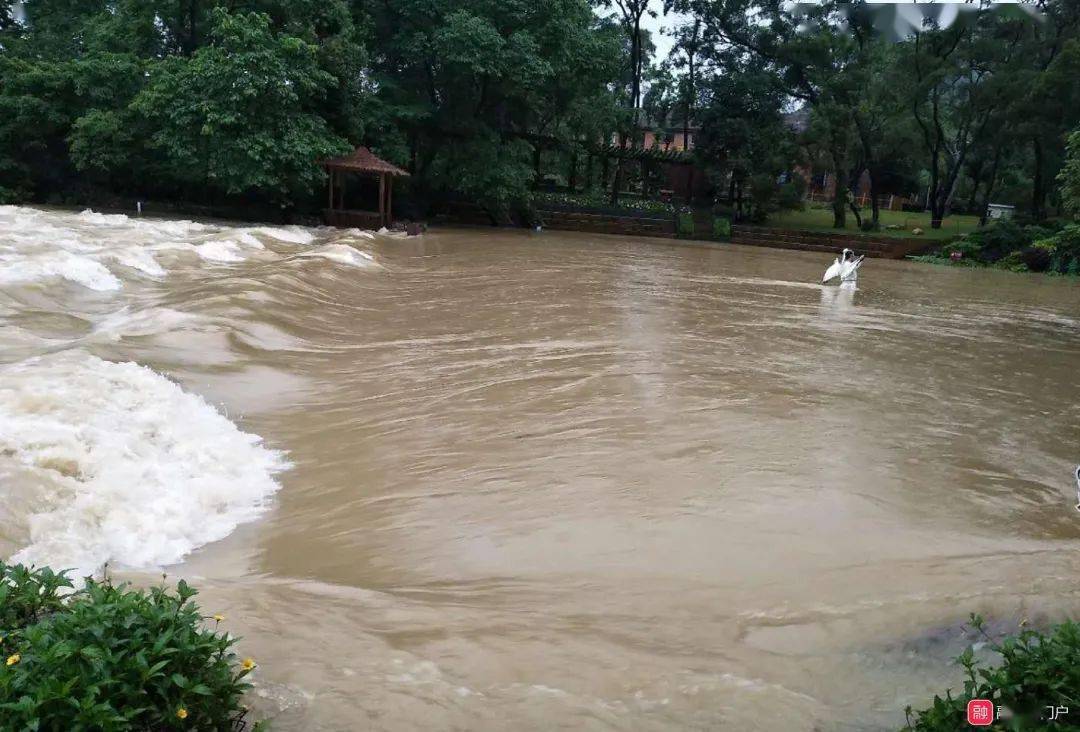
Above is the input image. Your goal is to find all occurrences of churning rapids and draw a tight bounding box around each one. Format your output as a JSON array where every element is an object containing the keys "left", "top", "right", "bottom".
[{"left": 2, "top": 204, "right": 1080, "bottom": 729}]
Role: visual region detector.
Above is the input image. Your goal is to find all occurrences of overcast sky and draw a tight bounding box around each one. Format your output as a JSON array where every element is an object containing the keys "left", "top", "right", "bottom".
[{"left": 636, "top": 0, "right": 1024, "bottom": 64}]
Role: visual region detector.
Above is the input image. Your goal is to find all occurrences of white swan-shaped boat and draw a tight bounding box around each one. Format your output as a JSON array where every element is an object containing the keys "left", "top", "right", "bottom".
[
  {"left": 1074, "top": 466, "right": 1080, "bottom": 511},
  {"left": 823, "top": 248, "right": 865, "bottom": 284}
]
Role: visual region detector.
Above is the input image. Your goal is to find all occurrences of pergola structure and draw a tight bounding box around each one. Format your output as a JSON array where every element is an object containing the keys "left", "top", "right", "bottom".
[{"left": 321, "top": 146, "right": 409, "bottom": 229}]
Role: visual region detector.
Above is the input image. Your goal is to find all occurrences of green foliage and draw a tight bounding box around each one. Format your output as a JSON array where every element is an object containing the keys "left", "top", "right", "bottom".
[
  {"left": 712, "top": 216, "right": 732, "bottom": 240},
  {"left": 132, "top": 9, "right": 349, "bottom": 204},
  {"left": 905, "top": 615, "right": 1080, "bottom": 731},
  {"left": 0, "top": 563, "right": 72, "bottom": 632},
  {"left": 1062, "top": 128, "right": 1080, "bottom": 221},
  {"left": 675, "top": 209, "right": 694, "bottom": 238},
  {"left": 0, "top": 563, "right": 256, "bottom": 731}
]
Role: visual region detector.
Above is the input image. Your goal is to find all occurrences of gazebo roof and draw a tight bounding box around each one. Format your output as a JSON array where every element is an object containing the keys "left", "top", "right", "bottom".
[{"left": 321, "top": 146, "right": 409, "bottom": 177}]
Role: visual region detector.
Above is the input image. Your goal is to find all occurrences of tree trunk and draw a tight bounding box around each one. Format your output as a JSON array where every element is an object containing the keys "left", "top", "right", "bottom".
[
  {"left": 533, "top": 144, "right": 542, "bottom": 189},
  {"left": 1032, "top": 137, "right": 1046, "bottom": 221},
  {"left": 978, "top": 146, "right": 1003, "bottom": 226},
  {"left": 848, "top": 181, "right": 863, "bottom": 229},
  {"left": 185, "top": 0, "right": 198, "bottom": 55},
  {"left": 568, "top": 150, "right": 578, "bottom": 193},
  {"left": 965, "top": 159, "right": 984, "bottom": 215},
  {"left": 829, "top": 128, "right": 848, "bottom": 229},
  {"left": 610, "top": 133, "right": 624, "bottom": 206},
  {"left": 928, "top": 148, "right": 943, "bottom": 229},
  {"left": 868, "top": 169, "right": 881, "bottom": 228}
]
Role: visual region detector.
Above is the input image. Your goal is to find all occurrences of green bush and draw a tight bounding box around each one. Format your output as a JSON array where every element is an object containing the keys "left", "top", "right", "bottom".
[
  {"left": 999, "top": 250, "right": 1029, "bottom": 272},
  {"left": 0, "top": 563, "right": 258, "bottom": 731},
  {"left": 676, "top": 209, "right": 694, "bottom": 238},
  {"left": 965, "top": 220, "right": 1028, "bottom": 263},
  {"left": 941, "top": 238, "right": 983, "bottom": 260},
  {"left": 905, "top": 615, "right": 1080, "bottom": 731},
  {"left": 712, "top": 216, "right": 732, "bottom": 240}
]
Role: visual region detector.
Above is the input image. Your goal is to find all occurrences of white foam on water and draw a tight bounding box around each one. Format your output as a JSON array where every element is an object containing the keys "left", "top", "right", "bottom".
[
  {"left": 0, "top": 207, "right": 384, "bottom": 292},
  {"left": 88, "top": 307, "right": 205, "bottom": 341},
  {"left": 109, "top": 246, "right": 167, "bottom": 277},
  {"left": 297, "top": 244, "right": 379, "bottom": 268},
  {"left": 254, "top": 226, "right": 315, "bottom": 245},
  {"left": 236, "top": 231, "right": 267, "bottom": 249},
  {"left": 0, "top": 251, "right": 123, "bottom": 291},
  {"left": 195, "top": 240, "right": 246, "bottom": 263},
  {"left": 78, "top": 209, "right": 130, "bottom": 226},
  {"left": 0, "top": 351, "right": 289, "bottom": 578}
]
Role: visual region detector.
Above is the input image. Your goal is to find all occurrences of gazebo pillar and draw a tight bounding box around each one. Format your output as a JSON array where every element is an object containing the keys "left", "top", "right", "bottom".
[
  {"left": 378, "top": 173, "right": 386, "bottom": 228},
  {"left": 386, "top": 176, "right": 393, "bottom": 227}
]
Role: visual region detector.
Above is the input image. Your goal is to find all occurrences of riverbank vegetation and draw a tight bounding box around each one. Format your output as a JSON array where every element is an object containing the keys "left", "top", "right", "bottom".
[
  {"left": 0, "top": 562, "right": 259, "bottom": 730},
  {"left": 905, "top": 614, "right": 1080, "bottom": 731},
  {"left": 912, "top": 220, "right": 1080, "bottom": 275},
  {"left": 0, "top": 1, "right": 1078, "bottom": 236}
]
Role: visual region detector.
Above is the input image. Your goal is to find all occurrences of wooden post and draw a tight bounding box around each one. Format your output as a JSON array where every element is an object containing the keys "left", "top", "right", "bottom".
[
  {"left": 378, "top": 173, "right": 386, "bottom": 228},
  {"left": 386, "top": 176, "right": 393, "bottom": 227},
  {"left": 327, "top": 169, "right": 334, "bottom": 210}
]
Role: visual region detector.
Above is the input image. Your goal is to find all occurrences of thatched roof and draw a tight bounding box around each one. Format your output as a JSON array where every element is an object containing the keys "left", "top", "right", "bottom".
[{"left": 321, "top": 147, "right": 409, "bottom": 176}]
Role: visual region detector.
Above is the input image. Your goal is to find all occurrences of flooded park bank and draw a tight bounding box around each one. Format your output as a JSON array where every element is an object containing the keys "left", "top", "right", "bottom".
[{"left": 2, "top": 206, "right": 1080, "bottom": 729}]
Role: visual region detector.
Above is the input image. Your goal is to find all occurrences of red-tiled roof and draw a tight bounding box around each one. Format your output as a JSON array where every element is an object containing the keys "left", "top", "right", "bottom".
[{"left": 321, "top": 147, "right": 409, "bottom": 176}]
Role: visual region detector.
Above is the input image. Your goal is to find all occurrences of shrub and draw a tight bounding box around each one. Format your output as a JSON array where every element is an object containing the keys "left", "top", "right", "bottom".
[
  {"left": 999, "top": 250, "right": 1029, "bottom": 272},
  {"left": 1020, "top": 245, "right": 1053, "bottom": 272},
  {"left": 905, "top": 615, "right": 1080, "bottom": 731},
  {"left": 965, "top": 220, "right": 1028, "bottom": 263},
  {"left": 676, "top": 209, "right": 694, "bottom": 238},
  {"left": 0, "top": 563, "right": 71, "bottom": 631},
  {"left": 0, "top": 563, "right": 258, "bottom": 731},
  {"left": 712, "top": 216, "right": 732, "bottom": 240},
  {"left": 1059, "top": 127, "right": 1080, "bottom": 220},
  {"left": 941, "top": 238, "right": 982, "bottom": 260}
]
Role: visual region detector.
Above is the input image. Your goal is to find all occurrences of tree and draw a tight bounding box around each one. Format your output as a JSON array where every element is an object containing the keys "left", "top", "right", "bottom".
[
  {"left": 694, "top": 58, "right": 794, "bottom": 222},
  {"left": 365, "top": 0, "right": 621, "bottom": 210},
  {"left": 1061, "top": 126, "right": 1080, "bottom": 220},
  {"left": 132, "top": 9, "right": 349, "bottom": 206}
]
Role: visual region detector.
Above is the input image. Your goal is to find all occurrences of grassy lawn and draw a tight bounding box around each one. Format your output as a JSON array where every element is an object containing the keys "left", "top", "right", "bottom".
[{"left": 768, "top": 205, "right": 981, "bottom": 240}]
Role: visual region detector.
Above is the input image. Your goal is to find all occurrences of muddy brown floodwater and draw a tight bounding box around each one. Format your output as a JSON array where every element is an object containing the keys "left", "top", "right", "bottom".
[{"left": 2, "top": 205, "right": 1080, "bottom": 730}]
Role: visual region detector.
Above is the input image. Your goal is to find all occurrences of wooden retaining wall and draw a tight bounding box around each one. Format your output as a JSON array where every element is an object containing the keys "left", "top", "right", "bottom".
[
  {"left": 436, "top": 201, "right": 936, "bottom": 258},
  {"left": 535, "top": 208, "right": 675, "bottom": 238},
  {"left": 731, "top": 226, "right": 937, "bottom": 260}
]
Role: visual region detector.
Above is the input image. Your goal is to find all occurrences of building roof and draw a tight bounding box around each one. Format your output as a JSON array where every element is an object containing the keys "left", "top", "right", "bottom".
[{"left": 321, "top": 147, "right": 409, "bottom": 177}]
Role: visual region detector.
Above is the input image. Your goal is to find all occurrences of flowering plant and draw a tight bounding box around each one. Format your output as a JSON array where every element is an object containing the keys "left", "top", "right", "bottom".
[{"left": 0, "top": 562, "right": 260, "bottom": 730}]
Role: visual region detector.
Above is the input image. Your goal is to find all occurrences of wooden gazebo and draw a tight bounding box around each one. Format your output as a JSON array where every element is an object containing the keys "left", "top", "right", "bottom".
[{"left": 321, "top": 147, "right": 409, "bottom": 229}]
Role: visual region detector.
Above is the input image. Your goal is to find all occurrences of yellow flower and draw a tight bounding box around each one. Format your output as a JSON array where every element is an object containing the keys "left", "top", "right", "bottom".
[
  {"left": 241, "top": 658, "right": 256, "bottom": 671},
  {"left": 6, "top": 654, "right": 20, "bottom": 666},
  {"left": 213, "top": 614, "right": 225, "bottom": 623},
  {"left": 176, "top": 708, "right": 188, "bottom": 720}
]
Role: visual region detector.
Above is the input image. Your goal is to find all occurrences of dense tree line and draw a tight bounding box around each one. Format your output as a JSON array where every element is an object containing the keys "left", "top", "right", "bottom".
[
  {"left": 0, "top": 0, "right": 622, "bottom": 214},
  {"left": 1, "top": 0, "right": 1079, "bottom": 227}
]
